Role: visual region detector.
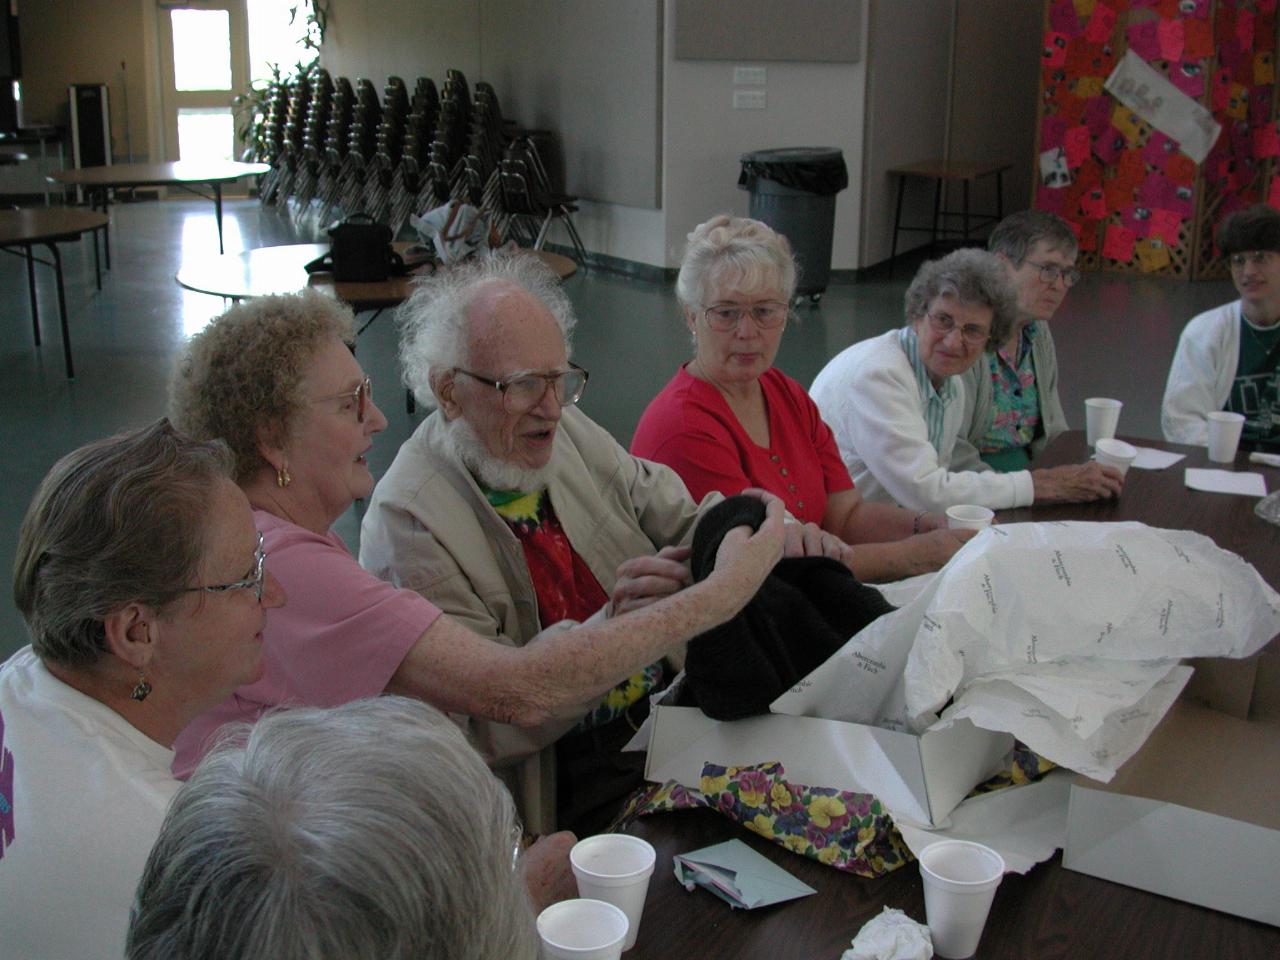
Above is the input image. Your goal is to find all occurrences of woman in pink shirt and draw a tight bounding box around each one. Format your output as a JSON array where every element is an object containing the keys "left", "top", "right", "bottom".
[{"left": 632, "top": 215, "right": 972, "bottom": 582}]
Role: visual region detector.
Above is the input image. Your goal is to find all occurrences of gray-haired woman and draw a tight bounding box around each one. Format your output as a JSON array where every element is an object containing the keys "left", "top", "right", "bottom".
[
  {"left": 0, "top": 419, "right": 285, "bottom": 960},
  {"left": 128, "top": 696, "right": 539, "bottom": 960},
  {"left": 811, "top": 248, "right": 1123, "bottom": 512}
]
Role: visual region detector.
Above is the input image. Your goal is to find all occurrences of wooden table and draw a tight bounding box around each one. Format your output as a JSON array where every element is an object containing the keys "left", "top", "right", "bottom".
[
  {"left": 624, "top": 431, "right": 1280, "bottom": 959},
  {"left": 0, "top": 207, "right": 110, "bottom": 378},
  {"left": 49, "top": 160, "right": 270, "bottom": 255},
  {"left": 887, "top": 158, "right": 1011, "bottom": 263}
]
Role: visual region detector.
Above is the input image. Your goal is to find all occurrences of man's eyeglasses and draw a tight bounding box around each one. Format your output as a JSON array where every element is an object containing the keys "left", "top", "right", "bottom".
[
  {"left": 703, "top": 300, "right": 790, "bottom": 331},
  {"left": 183, "top": 532, "right": 267, "bottom": 602},
  {"left": 1023, "top": 260, "right": 1082, "bottom": 288},
  {"left": 456, "top": 363, "right": 589, "bottom": 414},
  {"left": 311, "top": 376, "right": 373, "bottom": 423},
  {"left": 1228, "top": 250, "right": 1278, "bottom": 270},
  {"left": 925, "top": 310, "right": 991, "bottom": 347}
]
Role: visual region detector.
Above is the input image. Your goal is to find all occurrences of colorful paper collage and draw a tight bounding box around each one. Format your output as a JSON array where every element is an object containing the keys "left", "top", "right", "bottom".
[{"left": 1037, "top": 0, "right": 1279, "bottom": 275}]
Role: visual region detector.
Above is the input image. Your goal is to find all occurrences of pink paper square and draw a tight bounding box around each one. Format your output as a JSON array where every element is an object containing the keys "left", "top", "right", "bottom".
[
  {"left": 1169, "top": 61, "right": 1206, "bottom": 98},
  {"left": 1157, "top": 19, "right": 1184, "bottom": 61},
  {"left": 1064, "top": 125, "right": 1092, "bottom": 167},
  {"left": 1044, "top": 32, "right": 1069, "bottom": 68},
  {"left": 1050, "top": 0, "right": 1083, "bottom": 35},
  {"left": 1127, "top": 20, "right": 1160, "bottom": 60},
  {"left": 1237, "top": 10, "right": 1256, "bottom": 51},
  {"left": 1121, "top": 205, "right": 1153, "bottom": 237},
  {"left": 1083, "top": 96, "right": 1113, "bottom": 136},
  {"left": 1085, "top": 4, "right": 1117, "bottom": 43},
  {"left": 1253, "top": 125, "right": 1280, "bottom": 159},
  {"left": 1037, "top": 184, "right": 1066, "bottom": 214},
  {"left": 1103, "top": 224, "right": 1137, "bottom": 262},
  {"left": 1148, "top": 208, "right": 1183, "bottom": 244},
  {"left": 1141, "top": 131, "right": 1178, "bottom": 168},
  {"left": 1080, "top": 188, "right": 1107, "bottom": 219},
  {"left": 1041, "top": 116, "right": 1068, "bottom": 151},
  {"left": 1267, "top": 178, "right": 1280, "bottom": 211}
]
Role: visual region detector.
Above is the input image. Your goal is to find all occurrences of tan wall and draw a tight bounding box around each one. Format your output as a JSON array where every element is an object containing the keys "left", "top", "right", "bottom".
[{"left": 19, "top": 0, "right": 158, "bottom": 162}]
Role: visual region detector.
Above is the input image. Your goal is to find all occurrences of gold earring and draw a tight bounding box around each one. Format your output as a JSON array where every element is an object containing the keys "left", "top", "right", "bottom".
[
  {"left": 276, "top": 464, "right": 292, "bottom": 488},
  {"left": 131, "top": 673, "right": 152, "bottom": 702}
]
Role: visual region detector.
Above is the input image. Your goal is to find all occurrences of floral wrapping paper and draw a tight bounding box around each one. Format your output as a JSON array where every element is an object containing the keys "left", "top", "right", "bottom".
[{"left": 615, "top": 746, "right": 1055, "bottom": 878}]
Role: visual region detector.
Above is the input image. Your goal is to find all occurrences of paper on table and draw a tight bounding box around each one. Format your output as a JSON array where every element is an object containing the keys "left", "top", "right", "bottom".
[
  {"left": 672, "top": 840, "right": 816, "bottom": 910},
  {"left": 772, "top": 522, "right": 1280, "bottom": 782},
  {"left": 894, "top": 769, "right": 1074, "bottom": 874},
  {"left": 1184, "top": 468, "right": 1268, "bottom": 496},
  {"left": 1248, "top": 451, "right": 1280, "bottom": 468},
  {"left": 1129, "top": 446, "right": 1185, "bottom": 470}
]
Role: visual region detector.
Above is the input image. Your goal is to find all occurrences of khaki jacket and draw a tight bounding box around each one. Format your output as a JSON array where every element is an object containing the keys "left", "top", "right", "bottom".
[{"left": 359, "top": 406, "right": 709, "bottom": 829}]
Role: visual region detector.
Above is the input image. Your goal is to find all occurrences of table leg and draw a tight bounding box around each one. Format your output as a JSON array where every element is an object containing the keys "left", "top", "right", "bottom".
[
  {"left": 46, "top": 241, "right": 74, "bottom": 379},
  {"left": 214, "top": 181, "right": 225, "bottom": 254},
  {"left": 890, "top": 174, "right": 906, "bottom": 271},
  {"left": 24, "top": 243, "right": 40, "bottom": 345}
]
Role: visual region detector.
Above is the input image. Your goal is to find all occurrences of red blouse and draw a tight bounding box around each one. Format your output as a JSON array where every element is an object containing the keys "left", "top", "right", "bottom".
[{"left": 631, "top": 365, "right": 853, "bottom": 525}]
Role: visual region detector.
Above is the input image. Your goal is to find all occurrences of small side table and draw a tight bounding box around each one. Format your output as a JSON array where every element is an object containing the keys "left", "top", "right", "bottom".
[
  {"left": 887, "top": 159, "right": 1011, "bottom": 263},
  {"left": 0, "top": 208, "right": 110, "bottom": 378}
]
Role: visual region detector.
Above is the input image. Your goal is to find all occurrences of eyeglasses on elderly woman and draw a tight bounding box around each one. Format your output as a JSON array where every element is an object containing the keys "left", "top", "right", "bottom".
[
  {"left": 925, "top": 309, "right": 991, "bottom": 346},
  {"left": 455, "top": 363, "right": 589, "bottom": 414},
  {"left": 182, "top": 531, "right": 267, "bottom": 602},
  {"left": 702, "top": 300, "right": 789, "bottom": 331},
  {"left": 310, "top": 375, "right": 373, "bottom": 423}
]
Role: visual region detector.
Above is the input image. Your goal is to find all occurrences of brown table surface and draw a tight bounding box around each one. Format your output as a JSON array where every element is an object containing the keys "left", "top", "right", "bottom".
[
  {"left": 48, "top": 160, "right": 270, "bottom": 188},
  {"left": 0, "top": 207, "right": 109, "bottom": 246},
  {"left": 175, "top": 242, "right": 577, "bottom": 313},
  {"left": 624, "top": 431, "right": 1280, "bottom": 959}
]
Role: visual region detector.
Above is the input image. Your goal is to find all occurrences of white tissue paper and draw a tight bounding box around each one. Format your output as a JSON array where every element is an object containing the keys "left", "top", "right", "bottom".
[
  {"left": 774, "top": 522, "right": 1280, "bottom": 781},
  {"left": 841, "top": 907, "right": 933, "bottom": 960}
]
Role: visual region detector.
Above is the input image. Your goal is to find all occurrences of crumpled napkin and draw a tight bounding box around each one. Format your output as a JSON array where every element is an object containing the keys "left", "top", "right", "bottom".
[{"left": 840, "top": 907, "right": 933, "bottom": 960}]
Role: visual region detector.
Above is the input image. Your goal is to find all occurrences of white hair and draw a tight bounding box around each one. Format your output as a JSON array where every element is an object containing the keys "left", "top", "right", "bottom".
[
  {"left": 440, "top": 416, "right": 553, "bottom": 492},
  {"left": 397, "top": 254, "right": 577, "bottom": 410},
  {"left": 675, "top": 214, "right": 798, "bottom": 311},
  {"left": 127, "top": 697, "right": 538, "bottom": 960}
]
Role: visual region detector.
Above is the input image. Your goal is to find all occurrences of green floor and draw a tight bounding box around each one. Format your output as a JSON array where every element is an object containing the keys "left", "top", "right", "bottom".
[{"left": 0, "top": 197, "right": 1236, "bottom": 660}]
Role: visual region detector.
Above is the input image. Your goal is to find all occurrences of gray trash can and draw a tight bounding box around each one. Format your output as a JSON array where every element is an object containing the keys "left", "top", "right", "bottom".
[{"left": 739, "top": 147, "right": 848, "bottom": 301}]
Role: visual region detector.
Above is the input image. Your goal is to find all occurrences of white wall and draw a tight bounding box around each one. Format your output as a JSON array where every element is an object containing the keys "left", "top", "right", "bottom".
[{"left": 320, "top": 0, "right": 480, "bottom": 84}]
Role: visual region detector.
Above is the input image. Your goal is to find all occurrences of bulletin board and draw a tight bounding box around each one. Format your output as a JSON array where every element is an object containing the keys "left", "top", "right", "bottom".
[{"left": 1033, "top": 0, "right": 1279, "bottom": 280}]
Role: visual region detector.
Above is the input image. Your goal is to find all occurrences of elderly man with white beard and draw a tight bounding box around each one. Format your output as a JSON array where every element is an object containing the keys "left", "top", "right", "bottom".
[{"left": 360, "top": 255, "right": 836, "bottom": 833}]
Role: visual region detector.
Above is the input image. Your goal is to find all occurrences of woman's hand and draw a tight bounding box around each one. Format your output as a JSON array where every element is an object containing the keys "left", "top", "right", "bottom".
[
  {"left": 1031, "top": 462, "right": 1124, "bottom": 503},
  {"left": 610, "top": 546, "right": 693, "bottom": 616},
  {"left": 782, "top": 520, "right": 856, "bottom": 564},
  {"left": 520, "top": 831, "right": 578, "bottom": 913}
]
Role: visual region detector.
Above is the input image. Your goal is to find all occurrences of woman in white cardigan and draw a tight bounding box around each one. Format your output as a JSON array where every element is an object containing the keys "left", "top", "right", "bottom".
[{"left": 811, "top": 249, "right": 1123, "bottom": 514}]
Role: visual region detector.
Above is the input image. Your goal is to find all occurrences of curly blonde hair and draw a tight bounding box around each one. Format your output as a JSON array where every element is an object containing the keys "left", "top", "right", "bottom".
[{"left": 170, "top": 290, "right": 356, "bottom": 482}]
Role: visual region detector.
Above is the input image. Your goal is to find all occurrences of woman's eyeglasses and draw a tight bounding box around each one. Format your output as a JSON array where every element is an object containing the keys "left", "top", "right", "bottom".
[
  {"left": 926, "top": 310, "right": 991, "bottom": 346},
  {"left": 456, "top": 363, "right": 589, "bottom": 414},
  {"left": 311, "top": 376, "right": 373, "bottom": 423},
  {"left": 183, "top": 532, "right": 267, "bottom": 602},
  {"left": 702, "top": 301, "right": 790, "bottom": 331}
]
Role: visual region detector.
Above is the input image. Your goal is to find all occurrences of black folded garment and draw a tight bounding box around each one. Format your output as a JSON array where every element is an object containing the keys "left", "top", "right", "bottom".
[{"left": 675, "top": 495, "right": 895, "bottom": 721}]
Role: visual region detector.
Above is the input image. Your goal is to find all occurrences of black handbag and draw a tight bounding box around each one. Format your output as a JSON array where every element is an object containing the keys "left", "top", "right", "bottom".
[{"left": 305, "top": 214, "right": 405, "bottom": 282}]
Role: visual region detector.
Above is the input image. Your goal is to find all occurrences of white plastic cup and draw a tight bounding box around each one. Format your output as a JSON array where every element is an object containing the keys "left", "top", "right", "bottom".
[
  {"left": 919, "top": 840, "right": 1005, "bottom": 960},
  {"left": 569, "top": 834, "right": 656, "bottom": 951},
  {"left": 1085, "top": 397, "right": 1123, "bottom": 446},
  {"left": 536, "top": 899, "right": 629, "bottom": 960},
  {"left": 945, "top": 504, "right": 994, "bottom": 530},
  {"left": 1094, "top": 437, "right": 1138, "bottom": 477},
  {"left": 1206, "top": 411, "right": 1246, "bottom": 463}
]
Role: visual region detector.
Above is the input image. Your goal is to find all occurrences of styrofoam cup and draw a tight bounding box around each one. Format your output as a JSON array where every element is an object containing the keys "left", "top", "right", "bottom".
[
  {"left": 569, "top": 834, "right": 655, "bottom": 951},
  {"left": 1094, "top": 437, "right": 1138, "bottom": 477},
  {"left": 1085, "top": 397, "right": 1123, "bottom": 446},
  {"left": 919, "top": 840, "right": 1005, "bottom": 959},
  {"left": 945, "top": 504, "right": 994, "bottom": 530},
  {"left": 1206, "top": 411, "right": 1246, "bottom": 463},
  {"left": 536, "top": 899, "right": 629, "bottom": 960}
]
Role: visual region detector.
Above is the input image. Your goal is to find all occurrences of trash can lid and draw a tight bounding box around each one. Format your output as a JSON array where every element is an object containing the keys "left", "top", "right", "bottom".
[{"left": 739, "top": 147, "right": 844, "bottom": 163}]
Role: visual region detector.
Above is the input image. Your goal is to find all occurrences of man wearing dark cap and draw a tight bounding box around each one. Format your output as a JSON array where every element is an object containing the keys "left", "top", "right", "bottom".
[{"left": 1162, "top": 204, "right": 1280, "bottom": 451}]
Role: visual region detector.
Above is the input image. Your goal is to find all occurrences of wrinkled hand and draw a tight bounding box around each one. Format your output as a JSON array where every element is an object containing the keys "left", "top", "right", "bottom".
[
  {"left": 520, "top": 831, "right": 578, "bottom": 913},
  {"left": 710, "top": 495, "right": 786, "bottom": 601},
  {"left": 1032, "top": 461, "right": 1124, "bottom": 503},
  {"left": 611, "top": 545, "right": 693, "bottom": 616},
  {"left": 782, "top": 520, "right": 856, "bottom": 565},
  {"left": 915, "top": 511, "right": 949, "bottom": 533},
  {"left": 904, "top": 527, "right": 976, "bottom": 575}
]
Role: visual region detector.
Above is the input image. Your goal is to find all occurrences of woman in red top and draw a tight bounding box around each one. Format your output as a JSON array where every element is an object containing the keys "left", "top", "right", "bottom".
[{"left": 632, "top": 215, "right": 971, "bottom": 582}]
